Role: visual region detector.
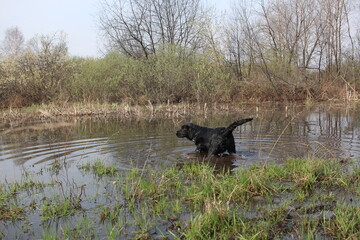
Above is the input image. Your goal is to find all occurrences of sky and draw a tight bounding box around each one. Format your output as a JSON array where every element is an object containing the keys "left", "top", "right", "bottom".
[{"left": 0, "top": 0, "right": 232, "bottom": 57}]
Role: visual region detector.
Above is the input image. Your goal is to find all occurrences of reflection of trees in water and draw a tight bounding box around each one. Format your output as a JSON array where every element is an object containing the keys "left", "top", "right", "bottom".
[
  {"left": 243, "top": 103, "right": 360, "bottom": 160},
  {"left": 297, "top": 105, "right": 359, "bottom": 158},
  {"left": 1, "top": 122, "right": 76, "bottom": 144},
  {"left": 0, "top": 123, "right": 78, "bottom": 166}
]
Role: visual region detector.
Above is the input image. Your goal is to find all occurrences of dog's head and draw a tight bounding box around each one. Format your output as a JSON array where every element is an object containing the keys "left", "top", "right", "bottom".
[{"left": 176, "top": 123, "right": 199, "bottom": 140}]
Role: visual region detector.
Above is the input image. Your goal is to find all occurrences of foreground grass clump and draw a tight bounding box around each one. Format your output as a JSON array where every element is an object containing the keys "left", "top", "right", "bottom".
[
  {"left": 0, "top": 175, "right": 45, "bottom": 222},
  {"left": 41, "top": 196, "right": 82, "bottom": 221},
  {"left": 323, "top": 205, "right": 360, "bottom": 239},
  {"left": 114, "top": 157, "right": 360, "bottom": 239},
  {"left": 79, "top": 160, "right": 118, "bottom": 177}
]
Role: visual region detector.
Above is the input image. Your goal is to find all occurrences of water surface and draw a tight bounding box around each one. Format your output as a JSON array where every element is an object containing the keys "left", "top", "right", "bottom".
[{"left": 1, "top": 103, "right": 360, "bottom": 182}]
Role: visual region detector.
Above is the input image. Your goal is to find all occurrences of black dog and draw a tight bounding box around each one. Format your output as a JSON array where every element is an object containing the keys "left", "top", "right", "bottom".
[{"left": 176, "top": 118, "right": 253, "bottom": 156}]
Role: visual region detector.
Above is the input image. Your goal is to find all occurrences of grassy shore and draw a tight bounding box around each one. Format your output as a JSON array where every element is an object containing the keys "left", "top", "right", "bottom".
[{"left": 1, "top": 157, "right": 359, "bottom": 239}]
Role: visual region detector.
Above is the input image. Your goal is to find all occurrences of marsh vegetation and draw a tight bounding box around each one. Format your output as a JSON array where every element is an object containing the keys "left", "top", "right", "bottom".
[{"left": 0, "top": 157, "right": 359, "bottom": 239}]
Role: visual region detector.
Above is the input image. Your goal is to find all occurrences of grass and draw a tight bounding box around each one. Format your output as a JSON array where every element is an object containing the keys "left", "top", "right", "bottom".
[
  {"left": 0, "top": 203, "right": 25, "bottom": 222},
  {"left": 42, "top": 217, "right": 96, "bottom": 240},
  {"left": 1, "top": 157, "right": 359, "bottom": 239},
  {"left": 79, "top": 160, "right": 118, "bottom": 177},
  {"left": 0, "top": 174, "right": 45, "bottom": 222},
  {"left": 323, "top": 204, "right": 360, "bottom": 239},
  {"left": 112, "top": 157, "right": 360, "bottom": 239},
  {"left": 41, "top": 196, "right": 82, "bottom": 221}
]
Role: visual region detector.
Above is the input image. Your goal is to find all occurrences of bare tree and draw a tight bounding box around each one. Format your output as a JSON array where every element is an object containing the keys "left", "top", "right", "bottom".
[
  {"left": 320, "top": 0, "right": 350, "bottom": 75},
  {"left": 0, "top": 27, "right": 25, "bottom": 57},
  {"left": 24, "top": 32, "right": 70, "bottom": 100},
  {"left": 98, "top": 0, "right": 207, "bottom": 58},
  {"left": 227, "top": 0, "right": 356, "bottom": 90},
  {"left": 225, "top": 1, "right": 250, "bottom": 81},
  {"left": 0, "top": 31, "right": 72, "bottom": 106}
]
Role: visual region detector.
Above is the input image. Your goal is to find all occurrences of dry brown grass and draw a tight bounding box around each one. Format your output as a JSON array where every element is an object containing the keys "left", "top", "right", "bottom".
[{"left": 1, "top": 102, "right": 235, "bottom": 122}]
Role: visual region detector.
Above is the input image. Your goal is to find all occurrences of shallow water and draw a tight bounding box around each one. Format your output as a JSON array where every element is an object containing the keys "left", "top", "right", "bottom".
[{"left": 1, "top": 103, "right": 360, "bottom": 182}]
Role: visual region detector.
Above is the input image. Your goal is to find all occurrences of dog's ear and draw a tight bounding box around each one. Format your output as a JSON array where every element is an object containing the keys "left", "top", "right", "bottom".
[
  {"left": 185, "top": 123, "right": 199, "bottom": 139},
  {"left": 177, "top": 124, "right": 191, "bottom": 139}
]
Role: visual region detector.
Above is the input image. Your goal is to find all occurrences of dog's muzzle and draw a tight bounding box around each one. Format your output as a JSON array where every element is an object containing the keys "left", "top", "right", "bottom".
[{"left": 176, "top": 130, "right": 186, "bottom": 138}]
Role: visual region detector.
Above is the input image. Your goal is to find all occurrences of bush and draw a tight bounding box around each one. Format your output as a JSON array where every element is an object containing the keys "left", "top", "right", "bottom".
[
  {"left": 70, "top": 47, "right": 233, "bottom": 104},
  {"left": 70, "top": 53, "right": 131, "bottom": 102},
  {"left": 0, "top": 35, "right": 74, "bottom": 107}
]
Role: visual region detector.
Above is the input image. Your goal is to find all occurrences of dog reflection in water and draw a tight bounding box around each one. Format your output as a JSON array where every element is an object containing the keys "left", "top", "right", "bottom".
[{"left": 183, "top": 151, "right": 239, "bottom": 172}]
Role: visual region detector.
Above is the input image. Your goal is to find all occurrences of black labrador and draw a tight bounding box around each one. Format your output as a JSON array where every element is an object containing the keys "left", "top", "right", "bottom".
[{"left": 176, "top": 118, "right": 253, "bottom": 156}]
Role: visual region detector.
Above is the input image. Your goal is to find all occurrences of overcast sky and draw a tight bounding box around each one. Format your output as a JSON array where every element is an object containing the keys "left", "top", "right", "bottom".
[{"left": 0, "top": 0, "right": 232, "bottom": 57}]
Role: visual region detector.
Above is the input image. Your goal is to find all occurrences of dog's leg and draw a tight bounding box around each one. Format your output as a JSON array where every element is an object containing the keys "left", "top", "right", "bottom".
[{"left": 226, "top": 136, "right": 236, "bottom": 153}]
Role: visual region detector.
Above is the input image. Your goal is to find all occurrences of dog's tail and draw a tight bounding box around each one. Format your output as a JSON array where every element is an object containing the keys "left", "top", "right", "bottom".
[{"left": 223, "top": 118, "right": 253, "bottom": 135}]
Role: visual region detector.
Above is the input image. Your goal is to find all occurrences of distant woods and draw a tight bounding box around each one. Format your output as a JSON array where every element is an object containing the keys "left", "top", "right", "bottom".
[{"left": 1, "top": 0, "right": 360, "bottom": 108}]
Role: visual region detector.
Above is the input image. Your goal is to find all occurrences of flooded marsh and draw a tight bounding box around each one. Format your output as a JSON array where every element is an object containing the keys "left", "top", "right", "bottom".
[{"left": 1, "top": 103, "right": 360, "bottom": 239}]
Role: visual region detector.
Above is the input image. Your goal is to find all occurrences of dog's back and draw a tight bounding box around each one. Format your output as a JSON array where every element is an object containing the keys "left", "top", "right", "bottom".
[{"left": 208, "top": 118, "right": 253, "bottom": 155}]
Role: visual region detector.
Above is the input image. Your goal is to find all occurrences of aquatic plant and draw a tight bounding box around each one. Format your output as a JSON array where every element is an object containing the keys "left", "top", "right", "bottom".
[
  {"left": 41, "top": 196, "right": 82, "bottom": 221},
  {"left": 323, "top": 204, "right": 360, "bottom": 239},
  {"left": 78, "top": 160, "right": 118, "bottom": 177}
]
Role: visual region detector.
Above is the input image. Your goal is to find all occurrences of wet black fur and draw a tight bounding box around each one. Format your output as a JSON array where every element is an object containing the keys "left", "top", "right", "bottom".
[{"left": 176, "top": 118, "right": 253, "bottom": 156}]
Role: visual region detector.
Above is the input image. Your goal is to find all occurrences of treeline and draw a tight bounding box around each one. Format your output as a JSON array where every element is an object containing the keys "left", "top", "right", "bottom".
[{"left": 1, "top": 0, "right": 360, "bottom": 108}]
